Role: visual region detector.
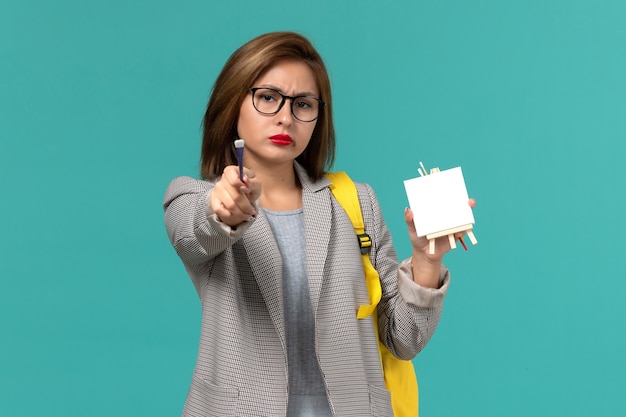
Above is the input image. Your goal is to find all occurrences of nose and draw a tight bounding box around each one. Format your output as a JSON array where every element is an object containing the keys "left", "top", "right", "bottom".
[{"left": 277, "top": 99, "right": 294, "bottom": 125}]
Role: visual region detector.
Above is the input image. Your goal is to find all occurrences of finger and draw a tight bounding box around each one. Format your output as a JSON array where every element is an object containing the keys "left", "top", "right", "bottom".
[
  {"left": 242, "top": 168, "right": 256, "bottom": 182},
  {"left": 212, "top": 178, "right": 244, "bottom": 216},
  {"left": 247, "top": 181, "right": 262, "bottom": 203},
  {"left": 210, "top": 193, "right": 232, "bottom": 220},
  {"left": 218, "top": 166, "right": 257, "bottom": 215},
  {"left": 211, "top": 183, "right": 235, "bottom": 214},
  {"left": 404, "top": 207, "right": 419, "bottom": 235},
  {"left": 212, "top": 190, "right": 253, "bottom": 226},
  {"left": 404, "top": 207, "right": 414, "bottom": 226},
  {"left": 223, "top": 165, "right": 244, "bottom": 187},
  {"left": 233, "top": 196, "right": 257, "bottom": 217},
  {"left": 242, "top": 169, "right": 262, "bottom": 203},
  {"left": 226, "top": 182, "right": 257, "bottom": 216},
  {"left": 468, "top": 198, "right": 477, "bottom": 208},
  {"left": 220, "top": 186, "right": 255, "bottom": 217}
]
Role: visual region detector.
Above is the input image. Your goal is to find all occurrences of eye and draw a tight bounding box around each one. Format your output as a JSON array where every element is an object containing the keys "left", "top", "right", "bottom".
[
  {"left": 294, "top": 97, "right": 315, "bottom": 109},
  {"left": 259, "top": 89, "right": 280, "bottom": 102}
]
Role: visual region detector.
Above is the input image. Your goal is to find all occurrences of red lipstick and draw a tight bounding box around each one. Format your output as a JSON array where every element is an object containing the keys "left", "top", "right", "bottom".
[{"left": 269, "top": 134, "right": 293, "bottom": 145}]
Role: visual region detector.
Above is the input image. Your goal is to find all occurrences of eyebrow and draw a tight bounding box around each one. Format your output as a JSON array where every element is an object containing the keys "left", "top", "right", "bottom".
[{"left": 258, "top": 84, "right": 319, "bottom": 97}]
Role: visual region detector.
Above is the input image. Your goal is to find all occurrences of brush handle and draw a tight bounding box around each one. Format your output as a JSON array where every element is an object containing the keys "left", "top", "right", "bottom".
[{"left": 236, "top": 147, "right": 244, "bottom": 181}]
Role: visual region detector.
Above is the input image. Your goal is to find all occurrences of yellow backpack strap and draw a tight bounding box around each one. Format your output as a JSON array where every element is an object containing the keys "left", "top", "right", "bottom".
[
  {"left": 326, "top": 171, "right": 419, "bottom": 417},
  {"left": 325, "top": 171, "right": 381, "bottom": 319}
]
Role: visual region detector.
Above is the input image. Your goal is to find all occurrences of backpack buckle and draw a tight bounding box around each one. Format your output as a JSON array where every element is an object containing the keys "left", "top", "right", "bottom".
[{"left": 357, "top": 233, "right": 372, "bottom": 255}]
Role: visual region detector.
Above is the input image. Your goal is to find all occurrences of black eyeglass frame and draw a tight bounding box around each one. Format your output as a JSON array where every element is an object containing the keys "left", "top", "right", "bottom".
[{"left": 248, "top": 87, "right": 325, "bottom": 122}]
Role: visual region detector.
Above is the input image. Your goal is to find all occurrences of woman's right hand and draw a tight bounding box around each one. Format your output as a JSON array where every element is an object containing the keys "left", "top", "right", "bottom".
[{"left": 210, "top": 165, "right": 262, "bottom": 227}]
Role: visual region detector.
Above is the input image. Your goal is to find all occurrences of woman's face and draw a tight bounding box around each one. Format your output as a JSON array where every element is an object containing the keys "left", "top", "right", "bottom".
[{"left": 237, "top": 59, "right": 319, "bottom": 171}]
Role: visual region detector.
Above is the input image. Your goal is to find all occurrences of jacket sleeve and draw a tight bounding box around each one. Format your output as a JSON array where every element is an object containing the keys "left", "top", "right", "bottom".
[
  {"left": 359, "top": 183, "right": 449, "bottom": 360},
  {"left": 163, "top": 176, "right": 256, "bottom": 266}
]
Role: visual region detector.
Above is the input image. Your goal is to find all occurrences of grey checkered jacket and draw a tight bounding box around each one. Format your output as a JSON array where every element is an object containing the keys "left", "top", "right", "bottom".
[{"left": 163, "top": 163, "right": 449, "bottom": 417}]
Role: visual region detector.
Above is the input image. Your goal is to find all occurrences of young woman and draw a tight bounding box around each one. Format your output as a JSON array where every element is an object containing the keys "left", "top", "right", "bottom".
[{"left": 164, "top": 31, "right": 475, "bottom": 417}]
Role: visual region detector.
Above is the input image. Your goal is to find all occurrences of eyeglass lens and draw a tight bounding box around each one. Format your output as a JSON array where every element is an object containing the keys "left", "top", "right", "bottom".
[{"left": 252, "top": 88, "right": 320, "bottom": 122}]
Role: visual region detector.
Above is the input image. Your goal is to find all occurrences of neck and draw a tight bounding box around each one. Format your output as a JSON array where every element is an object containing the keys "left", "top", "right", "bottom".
[
  {"left": 254, "top": 161, "right": 297, "bottom": 187},
  {"left": 254, "top": 163, "right": 303, "bottom": 211}
]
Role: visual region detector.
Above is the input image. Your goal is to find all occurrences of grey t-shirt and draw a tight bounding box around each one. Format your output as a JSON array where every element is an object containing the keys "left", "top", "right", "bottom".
[{"left": 263, "top": 207, "right": 332, "bottom": 417}]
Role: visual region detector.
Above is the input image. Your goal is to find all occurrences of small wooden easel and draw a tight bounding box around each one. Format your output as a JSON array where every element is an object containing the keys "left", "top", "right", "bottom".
[
  {"left": 426, "top": 223, "right": 478, "bottom": 254},
  {"left": 423, "top": 167, "right": 478, "bottom": 255}
]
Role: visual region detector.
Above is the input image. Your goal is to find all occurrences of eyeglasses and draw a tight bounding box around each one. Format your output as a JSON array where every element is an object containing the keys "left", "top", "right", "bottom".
[{"left": 249, "top": 87, "right": 324, "bottom": 122}]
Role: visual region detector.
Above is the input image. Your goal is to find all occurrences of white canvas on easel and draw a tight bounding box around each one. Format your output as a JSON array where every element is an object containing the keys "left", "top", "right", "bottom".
[{"left": 404, "top": 166, "right": 476, "bottom": 253}]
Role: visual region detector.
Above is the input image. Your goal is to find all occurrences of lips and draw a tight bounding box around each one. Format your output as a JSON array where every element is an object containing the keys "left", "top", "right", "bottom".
[{"left": 269, "top": 134, "right": 293, "bottom": 146}]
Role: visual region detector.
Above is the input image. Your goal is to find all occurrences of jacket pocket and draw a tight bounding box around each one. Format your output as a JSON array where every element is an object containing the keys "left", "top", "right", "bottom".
[
  {"left": 183, "top": 374, "right": 240, "bottom": 417},
  {"left": 368, "top": 384, "right": 394, "bottom": 417}
]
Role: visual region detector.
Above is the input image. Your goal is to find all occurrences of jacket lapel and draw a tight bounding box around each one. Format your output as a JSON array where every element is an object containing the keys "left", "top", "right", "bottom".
[
  {"left": 297, "top": 165, "right": 333, "bottom": 318},
  {"left": 242, "top": 212, "right": 286, "bottom": 349}
]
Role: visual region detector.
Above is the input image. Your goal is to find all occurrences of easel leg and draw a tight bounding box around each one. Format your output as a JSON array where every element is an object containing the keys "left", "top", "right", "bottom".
[
  {"left": 429, "top": 239, "right": 436, "bottom": 255},
  {"left": 448, "top": 234, "right": 456, "bottom": 249},
  {"left": 467, "top": 231, "right": 478, "bottom": 245}
]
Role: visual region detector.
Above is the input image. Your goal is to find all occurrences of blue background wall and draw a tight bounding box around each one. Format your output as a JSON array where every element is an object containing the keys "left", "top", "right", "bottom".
[{"left": 1, "top": 0, "right": 624, "bottom": 415}]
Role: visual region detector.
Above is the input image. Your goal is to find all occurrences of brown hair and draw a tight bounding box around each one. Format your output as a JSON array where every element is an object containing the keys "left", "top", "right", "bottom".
[{"left": 200, "top": 32, "right": 335, "bottom": 181}]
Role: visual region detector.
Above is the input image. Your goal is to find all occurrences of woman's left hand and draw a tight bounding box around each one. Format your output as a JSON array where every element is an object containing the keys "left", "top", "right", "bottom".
[
  {"left": 405, "top": 198, "right": 477, "bottom": 261},
  {"left": 404, "top": 198, "right": 476, "bottom": 287}
]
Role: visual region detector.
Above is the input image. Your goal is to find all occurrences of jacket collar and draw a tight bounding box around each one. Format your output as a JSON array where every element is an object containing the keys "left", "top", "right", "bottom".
[{"left": 294, "top": 161, "right": 331, "bottom": 193}]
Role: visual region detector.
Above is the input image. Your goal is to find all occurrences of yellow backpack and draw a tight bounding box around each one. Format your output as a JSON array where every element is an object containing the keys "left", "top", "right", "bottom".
[{"left": 326, "top": 171, "right": 419, "bottom": 417}]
